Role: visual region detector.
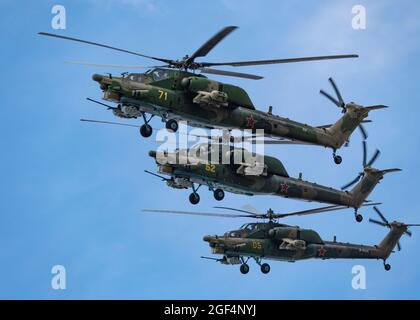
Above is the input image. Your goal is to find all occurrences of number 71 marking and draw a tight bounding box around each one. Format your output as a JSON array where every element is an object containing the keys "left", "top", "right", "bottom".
[{"left": 158, "top": 90, "right": 168, "bottom": 101}]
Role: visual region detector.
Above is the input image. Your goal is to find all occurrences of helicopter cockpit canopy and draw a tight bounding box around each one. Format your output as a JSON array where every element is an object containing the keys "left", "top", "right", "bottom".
[
  {"left": 127, "top": 73, "right": 146, "bottom": 83},
  {"left": 226, "top": 231, "right": 241, "bottom": 237},
  {"left": 126, "top": 68, "right": 172, "bottom": 83},
  {"left": 187, "top": 143, "right": 218, "bottom": 163},
  {"left": 224, "top": 223, "right": 272, "bottom": 238},
  {"left": 146, "top": 68, "right": 171, "bottom": 81},
  {"left": 240, "top": 223, "right": 261, "bottom": 231}
]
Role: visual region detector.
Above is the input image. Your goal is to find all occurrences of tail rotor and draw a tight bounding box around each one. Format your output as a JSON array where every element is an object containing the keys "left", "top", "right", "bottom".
[
  {"left": 341, "top": 141, "right": 381, "bottom": 190},
  {"left": 369, "top": 206, "right": 416, "bottom": 251},
  {"left": 320, "top": 77, "right": 381, "bottom": 141},
  {"left": 320, "top": 78, "right": 346, "bottom": 113}
]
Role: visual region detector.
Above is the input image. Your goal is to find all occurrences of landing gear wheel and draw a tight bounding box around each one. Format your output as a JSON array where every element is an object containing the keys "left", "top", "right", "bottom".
[
  {"left": 165, "top": 119, "right": 178, "bottom": 133},
  {"left": 240, "top": 264, "right": 250, "bottom": 274},
  {"left": 189, "top": 193, "right": 200, "bottom": 205},
  {"left": 140, "top": 124, "right": 153, "bottom": 138},
  {"left": 213, "top": 189, "right": 225, "bottom": 201},
  {"left": 260, "top": 263, "right": 270, "bottom": 274},
  {"left": 355, "top": 214, "right": 363, "bottom": 223},
  {"left": 384, "top": 263, "right": 391, "bottom": 271},
  {"left": 333, "top": 155, "right": 343, "bottom": 165}
]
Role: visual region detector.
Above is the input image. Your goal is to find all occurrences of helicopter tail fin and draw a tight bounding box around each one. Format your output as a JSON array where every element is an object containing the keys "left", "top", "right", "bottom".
[
  {"left": 346, "top": 168, "right": 401, "bottom": 208},
  {"left": 377, "top": 223, "right": 408, "bottom": 259},
  {"left": 327, "top": 104, "right": 388, "bottom": 148}
]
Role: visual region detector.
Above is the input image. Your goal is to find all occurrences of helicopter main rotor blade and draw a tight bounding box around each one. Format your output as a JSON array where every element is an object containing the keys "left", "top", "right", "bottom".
[
  {"left": 38, "top": 32, "right": 172, "bottom": 64},
  {"left": 144, "top": 170, "right": 171, "bottom": 181},
  {"left": 273, "top": 202, "right": 381, "bottom": 219},
  {"left": 200, "top": 68, "right": 263, "bottom": 80},
  {"left": 80, "top": 118, "right": 140, "bottom": 128},
  {"left": 189, "top": 26, "right": 238, "bottom": 61},
  {"left": 251, "top": 139, "right": 314, "bottom": 146},
  {"left": 201, "top": 54, "right": 358, "bottom": 68},
  {"left": 273, "top": 205, "right": 346, "bottom": 218},
  {"left": 142, "top": 209, "right": 252, "bottom": 219},
  {"left": 200, "top": 256, "right": 223, "bottom": 262},
  {"left": 65, "top": 61, "right": 160, "bottom": 69},
  {"left": 214, "top": 206, "right": 261, "bottom": 216},
  {"left": 215, "top": 202, "right": 382, "bottom": 219},
  {"left": 86, "top": 98, "right": 118, "bottom": 110}
]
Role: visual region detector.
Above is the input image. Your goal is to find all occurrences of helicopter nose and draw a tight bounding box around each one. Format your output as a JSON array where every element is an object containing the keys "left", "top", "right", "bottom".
[
  {"left": 204, "top": 235, "right": 220, "bottom": 248},
  {"left": 203, "top": 235, "right": 211, "bottom": 242},
  {"left": 148, "top": 150, "right": 157, "bottom": 158},
  {"left": 92, "top": 74, "right": 103, "bottom": 82}
]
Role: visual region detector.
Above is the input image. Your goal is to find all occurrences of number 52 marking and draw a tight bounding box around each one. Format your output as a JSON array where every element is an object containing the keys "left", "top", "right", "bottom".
[{"left": 205, "top": 164, "right": 216, "bottom": 173}]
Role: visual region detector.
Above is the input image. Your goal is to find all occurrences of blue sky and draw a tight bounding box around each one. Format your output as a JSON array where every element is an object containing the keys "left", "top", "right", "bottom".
[{"left": 0, "top": 0, "right": 419, "bottom": 299}]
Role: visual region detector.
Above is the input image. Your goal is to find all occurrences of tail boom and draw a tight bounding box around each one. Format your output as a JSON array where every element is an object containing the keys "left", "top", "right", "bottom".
[
  {"left": 313, "top": 222, "right": 407, "bottom": 261},
  {"left": 347, "top": 167, "right": 401, "bottom": 208},
  {"left": 378, "top": 222, "right": 408, "bottom": 259},
  {"left": 325, "top": 103, "right": 387, "bottom": 149}
]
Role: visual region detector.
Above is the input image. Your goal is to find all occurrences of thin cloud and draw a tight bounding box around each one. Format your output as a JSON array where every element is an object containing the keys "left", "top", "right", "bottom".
[
  {"left": 94, "top": 0, "right": 159, "bottom": 12},
  {"left": 285, "top": 1, "right": 420, "bottom": 74}
]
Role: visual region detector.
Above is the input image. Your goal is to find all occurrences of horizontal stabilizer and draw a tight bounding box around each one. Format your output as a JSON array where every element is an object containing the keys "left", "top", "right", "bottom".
[
  {"left": 364, "top": 105, "right": 389, "bottom": 111},
  {"left": 379, "top": 168, "right": 402, "bottom": 174}
]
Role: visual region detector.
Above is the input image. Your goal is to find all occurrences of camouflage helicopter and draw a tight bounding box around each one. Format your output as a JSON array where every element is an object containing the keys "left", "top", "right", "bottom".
[
  {"left": 146, "top": 140, "right": 400, "bottom": 222},
  {"left": 143, "top": 206, "right": 418, "bottom": 274},
  {"left": 38, "top": 26, "right": 387, "bottom": 164}
]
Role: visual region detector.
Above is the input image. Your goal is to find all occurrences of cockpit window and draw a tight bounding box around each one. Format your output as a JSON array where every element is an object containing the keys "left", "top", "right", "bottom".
[
  {"left": 187, "top": 144, "right": 211, "bottom": 163},
  {"left": 128, "top": 74, "right": 145, "bottom": 83},
  {"left": 151, "top": 69, "right": 170, "bottom": 81},
  {"left": 240, "top": 223, "right": 258, "bottom": 231}
]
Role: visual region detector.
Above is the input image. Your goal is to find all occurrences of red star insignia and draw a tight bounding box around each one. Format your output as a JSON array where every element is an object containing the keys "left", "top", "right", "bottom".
[
  {"left": 280, "top": 183, "right": 289, "bottom": 193},
  {"left": 246, "top": 115, "right": 256, "bottom": 129},
  {"left": 318, "top": 247, "right": 327, "bottom": 257}
]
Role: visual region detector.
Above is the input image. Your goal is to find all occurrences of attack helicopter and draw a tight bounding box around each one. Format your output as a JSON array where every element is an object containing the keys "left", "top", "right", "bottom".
[
  {"left": 146, "top": 140, "right": 400, "bottom": 222},
  {"left": 38, "top": 26, "right": 388, "bottom": 164},
  {"left": 143, "top": 206, "right": 418, "bottom": 274}
]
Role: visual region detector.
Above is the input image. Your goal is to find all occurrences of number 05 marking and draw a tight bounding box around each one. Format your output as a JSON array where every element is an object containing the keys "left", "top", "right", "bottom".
[{"left": 252, "top": 241, "right": 262, "bottom": 250}]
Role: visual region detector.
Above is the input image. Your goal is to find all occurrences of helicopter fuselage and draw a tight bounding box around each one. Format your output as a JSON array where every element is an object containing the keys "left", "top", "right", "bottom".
[
  {"left": 203, "top": 221, "right": 406, "bottom": 264},
  {"left": 93, "top": 68, "right": 367, "bottom": 150},
  {"left": 170, "top": 162, "right": 353, "bottom": 204},
  {"left": 209, "top": 236, "right": 385, "bottom": 262},
  {"left": 151, "top": 147, "right": 384, "bottom": 210}
]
